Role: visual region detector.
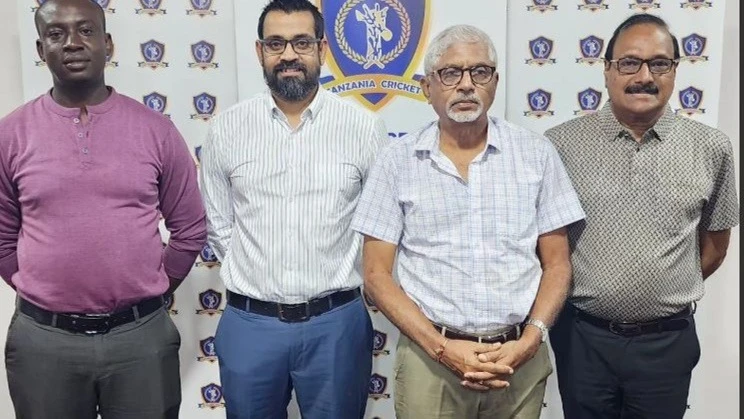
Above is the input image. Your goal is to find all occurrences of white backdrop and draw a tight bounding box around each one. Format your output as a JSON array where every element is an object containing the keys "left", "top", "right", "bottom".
[{"left": 9, "top": 1, "right": 738, "bottom": 419}]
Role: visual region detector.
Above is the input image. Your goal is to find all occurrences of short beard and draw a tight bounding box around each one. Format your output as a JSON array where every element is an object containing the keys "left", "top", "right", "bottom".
[
  {"left": 264, "top": 61, "right": 320, "bottom": 102},
  {"left": 446, "top": 94, "right": 484, "bottom": 123}
]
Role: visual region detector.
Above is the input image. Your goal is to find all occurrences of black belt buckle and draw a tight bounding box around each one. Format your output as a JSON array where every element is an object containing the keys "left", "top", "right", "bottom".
[
  {"left": 277, "top": 303, "right": 310, "bottom": 323},
  {"left": 68, "top": 313, "right": 111, "bottom": 335},
  {"left": 608, "top": 321, "right": 642, "bottom": 337}
]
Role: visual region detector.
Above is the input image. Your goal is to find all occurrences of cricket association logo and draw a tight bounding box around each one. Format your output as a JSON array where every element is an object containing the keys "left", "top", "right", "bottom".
[
  {"left": 527, "top": 0, "right": 558, "bottom": 12},
  {"left": 676, "top": 86, "right": 706, "bottom": 116},
  {"left": 136, "top": 0, "right": 166, "bottom": 15},
  {"left": 574, "top": 88, "right": 602, "bottom": 115},
  {"left": 195, "top": 244, "right": 221, "bottom": 268},
  {"left": 143, "top": 92, "right": 170, "bottom": 117},
  {"left": 318, "top": 0, "right": 430, "bottom": 111},
  {"left": 524, "top": 89, "right": 555, "bottom": 118},
  {"left": 680, "top": 34, "right": 709, "bottom": 63},
  {"left": 680, "top": 0, "right": 712, "bottom": 9},
  {"left": 195, "top": 289, "right": 224, "bottom": 316},
  {"left": 197, "top": 337, "right": 218, "bottom": 363},
  {"left": 187, "top": 0, "right": 218, "bottom": 16},
  {"left": 525, "top": 37, "right": 556, "bottom": 66},
  {"left": 198, "top": 383, "right": 225, "bottom": 409},
  {"left": 372, "top": 330, "right": 391, "bottom": 356},
  {"left": 629, "top": 0, "right": 661, "bottom": 11},
  {"left": 578, "top": 0, "right": 609, "bottom": 11}
]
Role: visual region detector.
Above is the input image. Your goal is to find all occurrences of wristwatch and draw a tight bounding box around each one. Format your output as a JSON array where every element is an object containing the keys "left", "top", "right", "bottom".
[{"left": 525, "top": 318, "right": 549, "bottom": 343}]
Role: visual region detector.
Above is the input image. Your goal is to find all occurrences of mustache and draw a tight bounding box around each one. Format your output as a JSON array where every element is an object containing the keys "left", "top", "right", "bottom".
[
  {"left": 625, "top": 83, "right": 659, "bottom": 94},
  {"left": 274, "top": 61, "right": 307, "bottom": 75},
  {"left": 448, "top": 94, "right": 482, "bottom": 107}
]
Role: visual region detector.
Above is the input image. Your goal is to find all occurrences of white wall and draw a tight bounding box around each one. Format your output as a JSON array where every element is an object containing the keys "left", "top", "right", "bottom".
[{"left": 0, "top": 2, "right": 738, "bottom": 418}]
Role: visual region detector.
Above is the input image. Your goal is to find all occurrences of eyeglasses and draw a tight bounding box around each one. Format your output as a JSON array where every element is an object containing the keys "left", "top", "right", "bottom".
[
  {"left": 259, "top": 37, "right": 321, "bottom": 55},
  {"left": 433, "top": 65, "right": 497, "bottom": 87},
  {"left": 606, "top": 57, "right": 678, "bottom": 75}
]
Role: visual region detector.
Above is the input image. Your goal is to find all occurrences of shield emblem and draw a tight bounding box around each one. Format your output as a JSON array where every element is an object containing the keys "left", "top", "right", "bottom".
[
  {"left": 191, "top": 0, "right": 213, "bottom": 10},
  {"left": 528, "top": 89, "right": 551, "bottom": 111},
  {"left": 373, "top": 330, "right": 387, "bottom": 351},
  {"left": 140, "top": 40, "right": 165, "bottom": 63},
  {"left": 319, "top": 0, "right": 430, "bottom": 110},
  {"left": 201, "top": 384, "right": 223, "bottom": 403},
  {"left": 139, "top": 0, "right": 161, "bottom": 9},
  {"left": 368, "top": 373, "right": 387, "bottom": 395},
  {"left": 200, "top": 244, "right": 218, "bottom": 263},
  {"left": 199, "top": 289, "right": 222, "bottom": 310},
  {"left": 191, "top": 41, "right": 215, "bottom": 64},
  {"left": 143, "top": 92, "right": 167, "bottom": 113},
  {"left": 580, "top": 36, "right": 604, "bottom": 58},
  {"left": 529, "top": 37, "right": 553, "bottom": 59},
  {"left": 679, "top": 87, "right": 703, "bottom": 109},
  {"left": 194, "top": 146, "right": 203, "bottom": 163},
  {"left": 533, "top": 0, "right": 552, "bottom": 5},
  {"left": 583, "top": 0, "right": 603, "bottom": 4},
  {"left": 96, "top": 0, "right": 110, "bottom": 8},
  {"left": 200, "top": 337, "right": 217, "bottom": 357},
  {"left": 165, "top": 294, "right": 174, "bottom": 310},
  {"left": 578, "top": 88, "right": 601, "bottom": 111},
  {"left": 682, "top": 34, "right": 706, "bottom": 57},
  {"left": 193, "top": 93, "right": 216, "bottom": 115}
]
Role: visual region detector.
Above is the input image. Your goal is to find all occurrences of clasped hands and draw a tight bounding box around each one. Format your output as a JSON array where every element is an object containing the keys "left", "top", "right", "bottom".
[{"left": 437, "top": 333, "right": 541, "bottom": 391}]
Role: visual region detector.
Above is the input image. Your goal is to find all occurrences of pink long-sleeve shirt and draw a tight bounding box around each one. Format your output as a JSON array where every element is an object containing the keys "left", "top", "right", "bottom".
[{"left": 0, "top": 89, "right": 206, "bottom": 313}]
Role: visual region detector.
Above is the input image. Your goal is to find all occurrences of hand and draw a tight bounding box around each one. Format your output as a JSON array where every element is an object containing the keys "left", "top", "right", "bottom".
[
  {"left": 461, "top": 330, "right": 541, "bottom": 389},
  {"left": 438, "top": 339, "right": 514, "bottom": 391}
]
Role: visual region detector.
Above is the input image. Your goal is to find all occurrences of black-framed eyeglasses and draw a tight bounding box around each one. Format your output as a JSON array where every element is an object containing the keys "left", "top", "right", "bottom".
[
  {"left": 433, "top": 65, "right": 497, "bottom": 86},
  {"left": 606, "top": 57, "right": 678, "bottom": 75},
  {"left": 259, "top": 37, "right": 321, "bottom": 55}
]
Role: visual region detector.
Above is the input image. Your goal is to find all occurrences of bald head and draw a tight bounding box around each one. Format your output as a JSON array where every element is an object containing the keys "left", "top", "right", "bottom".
[{"left": 35, "top": 0, "right": 106, "bottom": 35}]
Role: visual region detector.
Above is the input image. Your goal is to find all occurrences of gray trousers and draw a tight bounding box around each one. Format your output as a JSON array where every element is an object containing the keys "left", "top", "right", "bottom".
[{"left": 5, "top": 304, "right": 181, "bottom": 419}]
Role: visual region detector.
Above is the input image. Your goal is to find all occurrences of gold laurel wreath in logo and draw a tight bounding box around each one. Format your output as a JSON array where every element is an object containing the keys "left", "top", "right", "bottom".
[{"left": 334, "top": 0, "right": 411, "bottom": 67}]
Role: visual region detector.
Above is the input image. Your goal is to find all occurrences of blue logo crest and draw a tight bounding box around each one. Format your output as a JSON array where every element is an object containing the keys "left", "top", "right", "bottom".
[
  {"left": 197, "top": 337, "right": 218, "bottom": 362},
  {"left": 526, "top": 37, "right": 556, "bottom": 65},
  {"left": 575, "top": 88, "right": 602, "bottom": 115},
  {"left": 578, "top": 0, "right": 609, "bottom": 11},
  {"left": 196, "top": 289, "right": 224, "bottom": 315},
  {"left": 319, "top": 0, "right": 430, "bottom": 111},
  {"left": 198, "top": 383, "right": 225, "bottom": 409},
  {"left": 680, "top": 0, "right": 712, "bottom": 9},
  {"left": 527, "top": 0, "right": 558, "bottom": 12},
  {"left": 190, "top": 93, "right": 217, "bottom": 121},
  {"left": 187, "top": 0, "right": 217, "bottom": 16},
  {"left": 676, "top": 86, "right": 706, "bottom": 116},
  {"left": 136, "top": 0, "right": 166, "bottom": 15},
  {"left": 368, "top": 373, "right": 390, "bottom": 399},
  {"left": 94, "top": 0, "right": 115, "bottom": 13},
  {"left": 372, "top": 330, "right": 390, "bottom": 356},
  {"left": 524, "top": 89, "right": 555, "bottom": 118},
  {"left": 629, "top": 0, "right": 660, "bottom": 10},
  {"left": 681, "top": 34, "right": 708, "bottom": 62},
  {"left": 194, "top": 146, "right": 203, "bottom": 164},
  {"left": 143, "top": 92, "right": 168, "bottom": 116},
  {"left": 138, "top": 40, "right": 168, "bottom": 69},
  {"left": 196, "top": 244, "right": 220, "bottom": 268},
  {"left": 189, "top": 41, "right": 219, "bottom": 69},
  {"left": 576, "top": 35, "right": 604, "bottom": 64},
  {"left": 164, "top": 294, "right": 178, "bottom": 315}
]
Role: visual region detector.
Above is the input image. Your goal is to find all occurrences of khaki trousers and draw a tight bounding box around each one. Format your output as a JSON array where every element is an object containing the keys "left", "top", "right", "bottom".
[{"left": 394, "top": 334, "right": 552, "bottom": 419}]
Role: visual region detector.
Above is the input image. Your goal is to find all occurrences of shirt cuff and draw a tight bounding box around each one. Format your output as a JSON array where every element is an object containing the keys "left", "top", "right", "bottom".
[
  {"left": 163, "top": 246, "right": 199, "bottom": 280},
  {"left": 0, "top": 252, "right": 18, "bottom": 287}
]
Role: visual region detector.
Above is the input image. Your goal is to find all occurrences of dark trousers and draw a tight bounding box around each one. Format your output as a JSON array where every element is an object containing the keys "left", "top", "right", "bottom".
[
  {"left": 549, "top": 305, "right": 700, "bottom": 419},
  {"left": 215, "top": 296, "right": 374, "bottom": 419},
  {"left": 5, "top": 306, "right": 181, "bottom": 419}
]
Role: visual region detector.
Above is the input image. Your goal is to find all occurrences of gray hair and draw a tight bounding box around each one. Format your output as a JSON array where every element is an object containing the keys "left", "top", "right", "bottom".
[{"left": 423, "top": 25, "right": 498, "bottom": 75}]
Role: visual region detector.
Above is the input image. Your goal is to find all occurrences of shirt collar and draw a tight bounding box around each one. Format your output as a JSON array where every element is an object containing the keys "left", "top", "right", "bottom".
[
  {"left": 599, "top": 101, "right": 676, "bottom": 142},
  {"left": 413, "top": 117, "right": 504, "bottom": 155},
  {"left": 263, "top": 85, "right": 326, "bottom": 121},
  {"left": 42, "top": 86, "right": 119, "bottom": 117}
]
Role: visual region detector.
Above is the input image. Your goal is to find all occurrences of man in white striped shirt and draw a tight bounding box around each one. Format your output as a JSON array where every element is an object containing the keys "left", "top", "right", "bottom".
[
  {"left": 352, "top": 25, "right": 585, "bottom": 418},
  {"left": 199, "top": 1, "right": 388, "bottom": 418}
]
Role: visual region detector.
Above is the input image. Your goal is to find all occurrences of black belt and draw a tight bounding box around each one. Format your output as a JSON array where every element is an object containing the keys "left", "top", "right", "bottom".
[
  {"left": 226, "top": 288, "right": 361, "bottom": 323},
  {"left": 575, "top": 305, "right": 694, "bottom": 337},
  {"left": 433, "top": 322, "right": 524, "bottom": 344},
  {"left": 18, "top": 295, "right": 165, "bottom": 335}
]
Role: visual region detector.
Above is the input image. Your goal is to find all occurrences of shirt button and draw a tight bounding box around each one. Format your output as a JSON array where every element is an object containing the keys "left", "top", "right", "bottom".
[
  {"left": 73, "top": 118, "right": 80, "bottom": 124},
  {"left": 77, "top": 133, "right": 84, "bottom": 138},
  {"left": 82, "top": 147, "right": 89, "bottom": 154}
]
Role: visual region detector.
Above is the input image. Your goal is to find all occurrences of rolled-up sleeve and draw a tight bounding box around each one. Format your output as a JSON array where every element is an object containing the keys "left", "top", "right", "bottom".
[{"left": 158, "top": 124, "right": 207, "bottom": 279}]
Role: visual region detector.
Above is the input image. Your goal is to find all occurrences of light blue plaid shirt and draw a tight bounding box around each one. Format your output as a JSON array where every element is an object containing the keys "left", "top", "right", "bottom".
[{"left": 352, "top": 117, "right": 585, "bottom": 333}]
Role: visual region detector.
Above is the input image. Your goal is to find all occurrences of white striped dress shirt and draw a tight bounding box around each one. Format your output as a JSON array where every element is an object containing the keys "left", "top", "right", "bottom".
[
  {"left": 199, "top": 87, "right": 388, "bottom": 303},
  {"left": 351, "top": 117, "right": 585, "bottom": 333}
]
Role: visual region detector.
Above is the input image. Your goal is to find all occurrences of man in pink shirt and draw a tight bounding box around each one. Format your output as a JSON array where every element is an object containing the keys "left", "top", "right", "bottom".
[{"left": 0, "top": 0, "right": 206, "bottom": 417}]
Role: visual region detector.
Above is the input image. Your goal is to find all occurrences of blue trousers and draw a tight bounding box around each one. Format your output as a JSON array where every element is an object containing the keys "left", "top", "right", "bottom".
[{"left": 214, "top": 296, "right": 373, "bottom": 419}]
